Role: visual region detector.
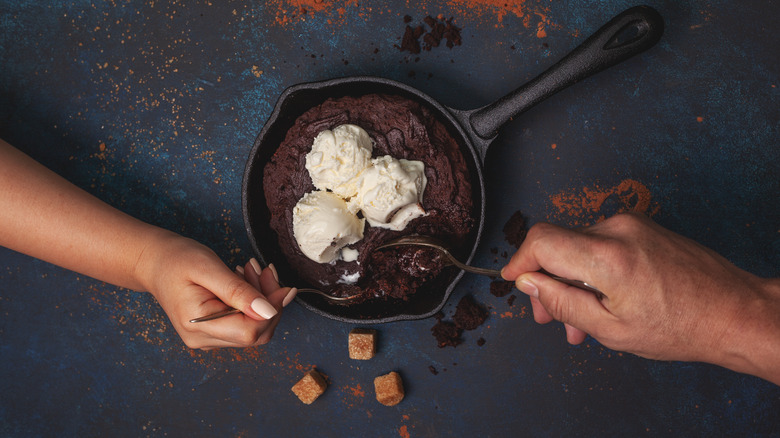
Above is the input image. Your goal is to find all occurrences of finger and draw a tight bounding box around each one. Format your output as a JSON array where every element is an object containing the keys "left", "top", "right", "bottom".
[
  {"left": 243, "top": 259, "right": 296, "bottom": 307},
  {"left": 192, "top": 312, "right": 281, "bottom": 347},
  {"left": 564, "top": 323, "right": 588, "bottom": 345},
  {"left": 518, "top": 271, "right": 613, "bottom": 335},
  {"left": 501, "top": 222, "right": 601, "bottom": 285},
  {"left": 194, "top": 260, "right": 278, "bottom": 321},
  {"left": 256, "top": 263, "right": 297, "bottom": 307},
  {"left": 529, "top": 296, "right": 554, "bottom": 324},
  {"left": 243, "top": 259, "right": 262, "bottom": 290}
]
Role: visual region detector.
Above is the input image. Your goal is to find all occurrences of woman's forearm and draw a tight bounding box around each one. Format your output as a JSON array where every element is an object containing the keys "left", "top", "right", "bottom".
[{"left": 0, "top": 139, "right": 166, "bottom": 291}]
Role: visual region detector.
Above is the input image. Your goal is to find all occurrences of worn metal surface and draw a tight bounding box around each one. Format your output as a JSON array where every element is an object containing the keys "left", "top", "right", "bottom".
[{"left": 1, "top": 1, "right": 778, "bottom": 436}]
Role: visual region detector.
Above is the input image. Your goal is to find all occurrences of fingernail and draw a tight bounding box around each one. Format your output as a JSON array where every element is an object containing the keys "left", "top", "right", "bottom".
[
  {"left": 268, "top": 263, "right": 280, "bottom": 283},
  {"left": 251, "top": 297, "right": 278, "bottom": 319},
  {"left": 235, "top": 265, "right": 245, "bottom": 275},
  {"left": 518, "top": 278, "right": 539, "bottom": 299},
  {"left": 283, "top": 287, "right": 298, "bottom": 307},
  {"left": 249, "top": 258, "right": 262, "bottom": 276}
]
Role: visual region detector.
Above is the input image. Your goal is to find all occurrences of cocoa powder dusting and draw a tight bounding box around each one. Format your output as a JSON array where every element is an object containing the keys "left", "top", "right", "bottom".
[{"left": 549, "top": 179, "right": 659, "bottom": 226}]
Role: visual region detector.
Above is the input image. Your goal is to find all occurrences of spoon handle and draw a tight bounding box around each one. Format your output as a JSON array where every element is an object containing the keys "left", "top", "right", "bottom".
[
  {"left": 542, "top": 271, "right": 605, "bottom": 299},
  {"left": 189, "top": 308, "right": 241, "bottom": 323},
  {"left": 448, "top": 252, "right": 605, "bottom": 299}
]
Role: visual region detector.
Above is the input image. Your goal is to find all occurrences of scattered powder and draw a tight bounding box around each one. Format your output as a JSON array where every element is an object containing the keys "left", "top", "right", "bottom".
[
  {"left": 446, "top": 0, "right": 530, "bottom": 23},
  {"left": 346, "top": 383, "right": 365, "bottom": 398},
  {"left": 549, "top": 179, "right": 659, "bottom": 226},
  {"left": 265, "top": 0, "right": 571, "bottom": 40},
  {"left": 268, "top": 0, "right": 357, "bottom": 26}
]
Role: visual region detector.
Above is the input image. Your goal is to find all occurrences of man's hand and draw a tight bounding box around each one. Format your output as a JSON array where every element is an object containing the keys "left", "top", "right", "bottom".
[{"left": 501, "top": 213, "right": 780, "bottom": 385}]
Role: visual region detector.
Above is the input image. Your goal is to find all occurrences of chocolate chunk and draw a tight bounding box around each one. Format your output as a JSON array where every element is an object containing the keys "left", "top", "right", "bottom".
[
  {"left": 452, "top": 295, "right": 487, "bottom": 331},
  {"left": 503, "top": 210, "right": 528, "bottom": 248},
  {"left": 431, "top": 320, "right": 463, "bottom": 348},
  {"left": 490, "top": 280, "right": 514, "bottom": 298}
]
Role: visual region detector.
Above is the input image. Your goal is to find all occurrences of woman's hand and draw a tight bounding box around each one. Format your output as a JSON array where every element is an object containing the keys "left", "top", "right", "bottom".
[
  {"left": 0, "top": 139, "right": 296, "bottom": 350},
  {"left": 136, "top": 232, "right": 297, "bottom": 350},
  {"left": 501, "top": 212, "right": 780, "bottom": 384}
]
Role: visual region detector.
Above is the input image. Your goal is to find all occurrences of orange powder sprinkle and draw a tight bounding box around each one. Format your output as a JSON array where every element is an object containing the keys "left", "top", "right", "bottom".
[
  {"left": 288, "top": 0, "right": 334, "bottom": 13},
  {"left": 346, "top": 384, "right": 365, "bottom": 398},
  {"left": 445, "top": 0, "right": 528, "bottom": 22},
  {"left": 549, "top": 179, "right": 659, "bottom": 226},
  {"left": 696, "top": 116, "right": 704, "bottom": 122},
  {"left": 536, "top": 20, "right": 547, "bottom": 38},
  {"left": 399, "top": 425, "right": 411, "bottom": 438}
]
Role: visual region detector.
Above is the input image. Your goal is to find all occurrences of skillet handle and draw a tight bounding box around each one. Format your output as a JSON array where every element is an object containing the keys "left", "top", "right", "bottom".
[{"left": 469, "top": 5, "right": 664, "bottom": 140}]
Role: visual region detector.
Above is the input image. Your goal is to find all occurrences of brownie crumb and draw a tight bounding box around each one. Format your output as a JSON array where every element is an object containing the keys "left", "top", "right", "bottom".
[
  {"left": 400, "top": 25, "right": 423, "bottom": 54},
  {"left": 490, "top": 280, "right": 514, "bottom": 298},
  {"left": 477, "top": 338, "right": 486, "bottom": 346},
  {"left": 431, "top": 320, "right": 463, "bottom": 348},
  {"left": 399, "top": 15, "right": 462, "bottom": 54},
  {"left": 452, "top": 295, "right": 488, "bottom": 331},
  {"left": 503, "top": 210, "right": 529, "bottom": 248},
  {"left": 507, "top": 294, "right": 517, "bottom": 306},
  {"left": 428, "top": 365, "right": 439, "bottom": 375}
]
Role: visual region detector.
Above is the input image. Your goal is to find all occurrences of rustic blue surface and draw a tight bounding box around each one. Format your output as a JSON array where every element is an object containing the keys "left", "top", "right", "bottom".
[{"left": 1, "top": 1, "right": 778, "bottom": 436}]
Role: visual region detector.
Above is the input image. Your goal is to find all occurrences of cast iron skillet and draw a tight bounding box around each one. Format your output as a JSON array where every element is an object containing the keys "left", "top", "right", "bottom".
[{"left": 242, "top": 6, "right": 664, "bottom": 324}]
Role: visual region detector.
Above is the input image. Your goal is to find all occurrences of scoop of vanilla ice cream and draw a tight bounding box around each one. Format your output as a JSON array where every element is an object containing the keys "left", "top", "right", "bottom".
[
  {"left": 349, "top": 156, "right": 428, "bottom": 231},
  {"left": 305, "top": 124, "right": 373, "bottom": 198},
  {"left": 293, "top": 190, "right": 365, "bottom": 263}
]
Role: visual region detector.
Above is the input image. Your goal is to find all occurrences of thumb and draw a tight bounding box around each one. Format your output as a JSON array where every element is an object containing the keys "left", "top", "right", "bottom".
[
  {"left": 516, "top": 272, "right": 609, "bottom": 336},
  {"left": 198, "top": 264, "right": 279, "bottom": 321}
]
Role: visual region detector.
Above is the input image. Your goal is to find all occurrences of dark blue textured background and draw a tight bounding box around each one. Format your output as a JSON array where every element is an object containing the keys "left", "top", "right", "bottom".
[{"left": 1, "top": 1, "right": 778, "bottom": 436}]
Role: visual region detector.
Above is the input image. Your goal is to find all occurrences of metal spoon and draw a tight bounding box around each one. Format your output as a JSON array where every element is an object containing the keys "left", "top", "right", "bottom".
[
  {"left": 191, "top": 234, "right": 604, "bottom": 323},
  {"left": 376, "top": 234, "right": 604, "bottom": 298},
  {"left": 189, "top": 288, "right": 361, "bottom": 323}
]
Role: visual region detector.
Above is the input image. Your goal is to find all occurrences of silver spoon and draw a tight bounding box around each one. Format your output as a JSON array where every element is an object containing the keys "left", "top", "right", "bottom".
[
  {"left": 376, "top": 234, "right": 605, "bottom": 298},
  {"left": 190, "top": 234, "right": 604, "bottom": 323},
  {"left": 189, "top": 288, "right": 361, "bottom": 323}
]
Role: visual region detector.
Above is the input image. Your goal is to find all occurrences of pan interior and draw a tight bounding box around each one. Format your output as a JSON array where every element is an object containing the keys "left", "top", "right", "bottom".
[{"left": 242, "top": 77, "right": 485, "bottom": 323}]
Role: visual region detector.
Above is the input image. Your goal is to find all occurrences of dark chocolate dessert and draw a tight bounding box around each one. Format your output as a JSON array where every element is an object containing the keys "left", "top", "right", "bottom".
[
  {"left": 263, "top": 94, "right": 475, "bottom": 302},
  {"left": 452, "top": 295, "right": 488, "bottom": 331}
]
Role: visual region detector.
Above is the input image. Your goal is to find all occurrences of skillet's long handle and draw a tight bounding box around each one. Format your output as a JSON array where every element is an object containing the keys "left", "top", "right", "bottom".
[{"left": 470, "top": 5, "right": 664, "bottom": 139}]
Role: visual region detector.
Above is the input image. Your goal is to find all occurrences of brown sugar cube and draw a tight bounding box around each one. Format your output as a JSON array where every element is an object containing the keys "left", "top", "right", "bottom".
[
  {"left": 291, "top": 369, "right": 328, "bottom": 404},
  {"left": 348, "top": 328, "right": 377, "bottom": 360},
  {"left": 374, "top": 371, "right": 405, "bottom": 406}
]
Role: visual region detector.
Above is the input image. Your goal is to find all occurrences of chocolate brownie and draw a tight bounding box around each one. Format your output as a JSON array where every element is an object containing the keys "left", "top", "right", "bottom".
[
  {"left": 452, "top": 295, "right": 488, "bottom": 331},
  {"left": 263, "top": 94, "right": 476, "bottom": 302}
]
